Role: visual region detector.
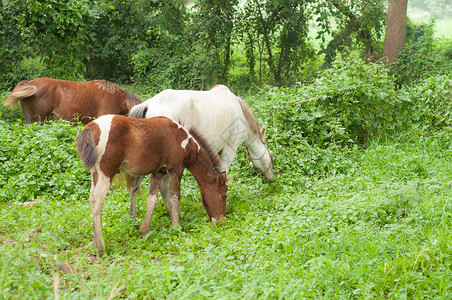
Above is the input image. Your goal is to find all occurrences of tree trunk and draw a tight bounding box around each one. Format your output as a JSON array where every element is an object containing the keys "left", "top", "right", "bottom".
[
  {"left": 382, "top": 0, "right": 408, "bottom": 64},
  {"left": 254, "top": 0, "right": 281, "bottom": 85}
]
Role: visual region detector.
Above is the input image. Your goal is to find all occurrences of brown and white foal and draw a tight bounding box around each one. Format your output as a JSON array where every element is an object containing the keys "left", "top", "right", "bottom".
[{"left": 76, "top": 115, "right": 229, "bottom": 257}]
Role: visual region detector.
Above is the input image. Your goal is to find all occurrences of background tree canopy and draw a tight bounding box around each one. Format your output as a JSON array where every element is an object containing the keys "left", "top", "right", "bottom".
[{"left": 0, "top": 0, "right": 451, "bottom": 92}]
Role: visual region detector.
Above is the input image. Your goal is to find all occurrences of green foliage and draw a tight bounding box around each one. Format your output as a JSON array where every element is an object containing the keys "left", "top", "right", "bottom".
[
  {"left": 0, "top": 0, "right": 98, "bottom": 90},
  {"left": 0, "top": 245, "right": 53, "bottom": 297},
  {"left": 191, "top": 0, "right": 238, "bottom": 84},
  {"left": 239, "top": 0, "right": 316, "bottom": 86},
  {"left": 2, "top": 0, "right": 428, "bottom": 90},
  {"left": 87, "top": 0, "right": 161, "bottom": 83},
  {"left": 316, "top": 0, "right": 387, "bottom": 65},
  {"left": 406, "top": 75, "right": 452, "bottom": 131},
  {"left": 127, "top": 0, "right": 234, "bottom": 92},
  {"left": 391, "top": 20, "right": 452, "bottom": 86},
  {"left": 257, "top": 52, "right": 399, "bottom": 146},
  {"left": 0, "top": 121, "right": 89, "bottom": 202},
  {"left": 0, "top": 131, "right": 451, "bottom": 298}
]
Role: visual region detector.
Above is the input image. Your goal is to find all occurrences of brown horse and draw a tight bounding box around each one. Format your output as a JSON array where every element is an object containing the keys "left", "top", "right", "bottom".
[
  {"left": 76, "top": 115, "right": 229, "bottom": 257},
  {"left": 4, "top": 78, "right": 142, "bottom": 124}
]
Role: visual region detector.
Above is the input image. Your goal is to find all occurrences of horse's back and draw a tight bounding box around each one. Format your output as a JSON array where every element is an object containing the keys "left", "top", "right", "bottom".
[
  {"left": 147, "top": 88, "right": 244, "bottom": 138},
  {"left": 93, "top": 115, "right": 188, "bottom": 176}
]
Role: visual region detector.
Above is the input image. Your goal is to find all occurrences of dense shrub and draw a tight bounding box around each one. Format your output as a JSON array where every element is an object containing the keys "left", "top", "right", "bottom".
[
  {"left": 241, "top": 53, "right": 451, "bottom": 179},
  {"left": 0, "top": 120, "right": 89, "bottom": 202},
  {"left": 253, "top": 52, "right": 400, "bottom": 145},
  {"left": 240, "top": 52, "right": 399, "bottom": 179},
  {"left": 390, "top": 21, "right": 452, "bottom": 87},
  {"left": 406, "top": 75, "right": 452, "bottom": 131}
]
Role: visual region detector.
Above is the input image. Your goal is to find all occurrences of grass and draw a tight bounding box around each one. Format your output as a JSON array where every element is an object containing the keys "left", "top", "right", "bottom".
[{"left": 0, "top": 121, "right": 451, "bottom": 298}]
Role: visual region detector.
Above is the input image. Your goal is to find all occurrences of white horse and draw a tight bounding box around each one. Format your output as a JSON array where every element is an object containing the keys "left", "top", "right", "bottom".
[{"left": 127, "top": 84, "right": 276, "bottom": 218}]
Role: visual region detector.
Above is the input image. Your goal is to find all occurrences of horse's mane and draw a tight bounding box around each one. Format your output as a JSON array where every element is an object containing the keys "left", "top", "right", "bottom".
[
  {"left": 93, "top": 80, "right": 142, "bottom": 109},
  {"left": 186, "top": 125, "right": 222, "bottom": 173},
  {"left": 237, "top": 97, "right": 264, "bottom": 141}
]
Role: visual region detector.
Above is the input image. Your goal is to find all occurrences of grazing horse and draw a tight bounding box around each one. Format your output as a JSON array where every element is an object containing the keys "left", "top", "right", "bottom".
[
  {"left": 4, "top": 78, "right": 142, "bottom": 124},
  {"left": 76, "top": 115, "right": 229, "bottom": 257},
  {"left": 128, "top": 84, "right": 276, "bottom": 218}
]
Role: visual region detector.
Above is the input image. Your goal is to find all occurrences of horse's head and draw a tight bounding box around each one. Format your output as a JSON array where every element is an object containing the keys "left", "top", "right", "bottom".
[
  {"left": 248, "top": 125, "right": 277, "bottom": 182},
  {"left": 201, "top": 171, "right": 230, "bottom": 224}
]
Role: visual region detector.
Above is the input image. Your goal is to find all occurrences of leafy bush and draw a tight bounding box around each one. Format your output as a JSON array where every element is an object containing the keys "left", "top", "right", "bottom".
[
  {"left": 253, "top": 52, "right": 400, "bottom": 142},
  {"left": 235, "top": 53, "right": 408, "bottom": 179},
  {"left": 405, "top": 75, "right": 452, "bottom": 131},
  {"left": 391, "top": 20, "right": 452, "bottom": 87},
  {"left": 0, "top": 121, "right": 89, "bottom": 202}
]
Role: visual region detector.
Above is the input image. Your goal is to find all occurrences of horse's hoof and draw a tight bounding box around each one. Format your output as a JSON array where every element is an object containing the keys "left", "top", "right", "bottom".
[{"left": 139, "top": 226, "right": 149, "bottom": 236}]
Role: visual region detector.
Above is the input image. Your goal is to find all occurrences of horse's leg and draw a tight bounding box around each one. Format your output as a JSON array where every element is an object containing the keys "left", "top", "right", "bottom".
[
  {"left": 159, "top": 174, "right": 174, "bottom": 219},
  {"left": 127, "top": 175, "right": 144, "bottom": 218},
  {"left": 139, "top": 174, "right": 162, "bottom": 236},
  {"left": 23, "top": 97, "right": 54, "bottom": 124},
  {"left": 19, "top": 99, "right": 38, "bottom": 124},
  {"left": 168, "top": 173, "right": 182, "bottom": 226},
  {"left": 89, "top": 171, "right": 112, "bottom": 257}
]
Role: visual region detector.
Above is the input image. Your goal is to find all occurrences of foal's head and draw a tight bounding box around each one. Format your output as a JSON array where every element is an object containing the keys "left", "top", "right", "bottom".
[
  {"left": 186, "top": 126, "right": 230, "bottom": 224},
  {"left": 200, "top": 171, "right": 229, "bottom": 224}
]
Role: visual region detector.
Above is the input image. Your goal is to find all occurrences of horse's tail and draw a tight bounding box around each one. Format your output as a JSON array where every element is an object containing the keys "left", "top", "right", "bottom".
[
  {"left": 75, "top": 127, "right": 97, "bottom": 170},
  {"left": 4, "top": 81, "right": 38, "bottom": 108},
  {"left": 128, "top": 102, "right": 148, "bottom": 118}
]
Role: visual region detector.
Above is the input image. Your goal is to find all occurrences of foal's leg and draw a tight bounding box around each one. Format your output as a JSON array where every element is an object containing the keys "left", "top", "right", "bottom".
[
  {"left": 89, "top": 171, "right": 112, "bottom": 257},
  {"left": 168, "top": 173, "right": 182, "bottom": 226},
  {"left": 160, "top": 174, "right": 174, "bottom": 219},
  {"left": 128, "top": 175, "right": 144, "bottom": 218},
  {"left": 139, "top": 174, "right": 163, "bottom": 236}
]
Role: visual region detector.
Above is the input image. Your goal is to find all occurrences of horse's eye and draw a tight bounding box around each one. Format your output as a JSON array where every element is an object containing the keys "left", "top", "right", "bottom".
[{"left": 221, "top": 196, "right": 226, "bottom": 201}]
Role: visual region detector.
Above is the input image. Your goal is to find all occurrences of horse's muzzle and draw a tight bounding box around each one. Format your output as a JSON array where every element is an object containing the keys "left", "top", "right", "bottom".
[{"left": 210, "top": 215, "right": 225, "bottom": 225}]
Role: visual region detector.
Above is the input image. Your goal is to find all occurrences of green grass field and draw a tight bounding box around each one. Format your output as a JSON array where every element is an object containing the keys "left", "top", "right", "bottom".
[{"left": 0, "top": 119, "right": 451, "bottom": 298}]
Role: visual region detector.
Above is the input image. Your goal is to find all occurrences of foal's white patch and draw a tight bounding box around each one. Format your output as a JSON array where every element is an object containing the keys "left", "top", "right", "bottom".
[
  {"left": 180, "top": 131, "right": 200, "bottom": 151},
  {"left": 181, "top": 136, "right": 190, "bottom": 150},
  {"left": 92, "top": 114, "right": 114, "bottom": 172},
  {"left": 171, "top": 120, "right": 200, "bottom": 151}
]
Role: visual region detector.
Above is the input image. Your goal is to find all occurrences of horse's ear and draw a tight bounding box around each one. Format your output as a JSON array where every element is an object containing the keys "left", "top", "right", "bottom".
[
  {"left": 260, "top": 125, "right": 266, "bottom": 137},
  {"left": 217, "top": 171, "right": 232, "bottom": 185}
]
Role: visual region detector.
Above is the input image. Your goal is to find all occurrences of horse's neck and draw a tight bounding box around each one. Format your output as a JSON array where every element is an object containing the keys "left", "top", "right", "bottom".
[
  {"left": 244, "top": 132, "right": 266, "bottom": 157},
  {"left": 187, "top": 149, "right": 218, "bottom": 187}
]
